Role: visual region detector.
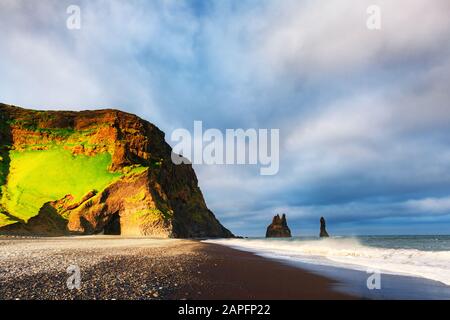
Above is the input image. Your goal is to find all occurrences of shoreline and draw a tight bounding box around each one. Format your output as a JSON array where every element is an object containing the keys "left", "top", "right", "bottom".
[
  {"left": 0, "top": 236, "right": 354, "bottom": 300},
  {"left": 204, "top": 239, "right": 450, "bottom": 300},
  {"left": 172, "top": 242, "right": 355, "bottom": 300}
]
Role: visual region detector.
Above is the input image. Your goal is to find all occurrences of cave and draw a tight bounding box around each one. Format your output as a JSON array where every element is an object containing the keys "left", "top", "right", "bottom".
[{"left": 103, "top": 212, "right": 121, "bottom": 235}]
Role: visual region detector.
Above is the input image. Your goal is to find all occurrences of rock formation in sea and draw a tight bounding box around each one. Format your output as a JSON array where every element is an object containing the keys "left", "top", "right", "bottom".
[
  {"left": 0, "top": 103, "right": 233, "bottom": 238},
  {"left": 266, "top": 213, "right": 291, "bottom": 238},
  {"left": 319, "top": 216, "right": 329, "bottom": 237}
]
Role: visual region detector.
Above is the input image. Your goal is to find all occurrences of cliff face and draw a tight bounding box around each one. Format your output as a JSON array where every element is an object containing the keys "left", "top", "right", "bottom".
[
  {"left": 0, "top": 103, "right": 233, "bottom": 238},
  {"left": 266, "top": 214, "right": 291, "bottom": 238}
]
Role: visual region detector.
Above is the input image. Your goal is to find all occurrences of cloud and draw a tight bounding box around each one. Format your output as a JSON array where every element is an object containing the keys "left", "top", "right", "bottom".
[
  {"left": 405, "top": 197, "right": 450, "bottom": 214},
  {"left": 254, "top": 0, "right": 450, "bottom": 78}
]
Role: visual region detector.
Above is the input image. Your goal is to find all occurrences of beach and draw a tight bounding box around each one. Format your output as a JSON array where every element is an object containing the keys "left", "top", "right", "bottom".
[
  {"left": 0, "top": 236, "right": 353, "bottom": 300},
  {"left": 175, "top": 242, "right": 353, "bottom": 300},
  {"left": 205, "top": 236, "right": 450, "bottom": 299}
]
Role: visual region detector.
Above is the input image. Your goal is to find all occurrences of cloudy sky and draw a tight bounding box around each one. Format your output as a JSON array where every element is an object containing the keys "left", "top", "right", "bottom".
[{"left": 1, "top": 0, "right": 450, "bottom": 236}]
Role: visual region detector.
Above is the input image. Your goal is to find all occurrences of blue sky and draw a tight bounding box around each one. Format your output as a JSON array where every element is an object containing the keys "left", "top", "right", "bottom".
[{"left": 1, "top": 0, "right": 450, "bottom": 236}]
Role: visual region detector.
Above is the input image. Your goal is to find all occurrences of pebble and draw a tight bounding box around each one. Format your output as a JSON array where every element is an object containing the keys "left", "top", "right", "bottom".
[{"left": 0, "top": 237, "right": 206, "bottom": 300}]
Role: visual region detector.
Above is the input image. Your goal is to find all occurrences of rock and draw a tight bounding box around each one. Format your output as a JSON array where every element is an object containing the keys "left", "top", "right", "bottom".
[
  {"left": 0, "top": 203, "right": 67, "bottom": 236},
  {"left": 319, "top": 217, "right": 329, "bottom": 237},
  {"left": 266, "top": 214, "right": 291, "bottom": 238},
  {"left": 0, "top": 103, "right": 233, "bottom": 238}
]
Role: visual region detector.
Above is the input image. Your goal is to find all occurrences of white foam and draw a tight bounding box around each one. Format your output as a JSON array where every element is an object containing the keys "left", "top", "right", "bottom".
[{"left": 203, "top": 238, "right": 450, "bottom": 286}]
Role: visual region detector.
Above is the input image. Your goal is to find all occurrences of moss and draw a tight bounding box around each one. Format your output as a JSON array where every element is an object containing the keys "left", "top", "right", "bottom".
[
  {"left": 126, "top": 190, "right": 147, "bottom": 203},
  {"left": 0, "top": 212, "right": 16, "bottom": 227},
  {"left": 132, "top": 208, "right": 164, "bottom": 224},
  {"left": 121, "top": 165, "right": 148, "bottom": 176},
  {"left": 7, "top": 118, "right": 38, "bottom": 131},
  {"left": 13, "top": 128, "right": 99, "bottom": 150},
  {"left": 6, "top": 116, "right": 105, "bottom": 150},
  {"left": 132, "top": 207, "right": 173, "bottom": 224},
  {"left": 0, "top": 147, "right": 122, "bottom": 224},
  {"left": 152, "top": 158, "right": 163, "bottom": 168},
  {"left": 35, "top": 127, "right": 75, "bottom": 138},
  {"left": 191, "top": 210, "right": 205, "bottom": 223}
]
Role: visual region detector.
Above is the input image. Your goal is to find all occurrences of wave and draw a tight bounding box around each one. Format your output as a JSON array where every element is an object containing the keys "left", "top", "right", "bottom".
[{"left": 203, "top": 238, "right": 450, "bottom": 286}]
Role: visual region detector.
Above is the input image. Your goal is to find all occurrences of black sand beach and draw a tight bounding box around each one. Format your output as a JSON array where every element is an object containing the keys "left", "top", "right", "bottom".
[{"left": 0, "top": 236, "right": 353, "bottom": 300}]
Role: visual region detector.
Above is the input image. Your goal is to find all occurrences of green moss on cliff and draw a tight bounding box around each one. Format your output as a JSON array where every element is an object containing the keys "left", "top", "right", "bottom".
[
  {"left": 0, "top": 147, "right": 122, "bottom": 223},
  {"left": 132, "top": 207, "right": 174, "bottom": 224},
  {"left": 0, "top": 211, "right": 16, "bottom": 227}
]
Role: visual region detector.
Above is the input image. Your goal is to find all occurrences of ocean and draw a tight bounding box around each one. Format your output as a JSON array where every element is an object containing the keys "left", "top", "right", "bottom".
[{"left": 204, "top": 235, "right": 450, "bottom": 299}]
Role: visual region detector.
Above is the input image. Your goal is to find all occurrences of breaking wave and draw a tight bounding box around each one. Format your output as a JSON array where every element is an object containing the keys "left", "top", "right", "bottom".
[{"left": 203, "top": 237, "right": 450, "bottom": 286}]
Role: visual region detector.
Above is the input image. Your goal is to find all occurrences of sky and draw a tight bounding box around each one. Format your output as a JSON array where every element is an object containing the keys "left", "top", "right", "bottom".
[{"left": 1, "top": 0, "right": 450, "bottom": 236}]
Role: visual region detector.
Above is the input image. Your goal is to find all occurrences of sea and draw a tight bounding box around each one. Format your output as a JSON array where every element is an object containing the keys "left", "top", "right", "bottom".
[{"left": 203, "top": 235, "right": 450, "bottom": 299}]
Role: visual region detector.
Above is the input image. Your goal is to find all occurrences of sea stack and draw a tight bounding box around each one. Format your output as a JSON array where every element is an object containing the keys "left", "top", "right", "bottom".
[
  {"left": 266, "top": 214, "right": 292, "bottom": 238},
  {"left": 319, "top": 217, "right": 329, "bottom": 237}
]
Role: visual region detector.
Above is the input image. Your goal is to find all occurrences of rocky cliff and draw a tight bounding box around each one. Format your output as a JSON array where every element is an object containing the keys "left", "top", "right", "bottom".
[
  {"left": 0, "top": 103, "right": 233, "bottom": 238},
  {"left": 266, "top": 214, "right": 291, "bottom": 238}
]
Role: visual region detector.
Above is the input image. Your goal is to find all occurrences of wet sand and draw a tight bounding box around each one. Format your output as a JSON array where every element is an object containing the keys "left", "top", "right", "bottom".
[
  {"left": 0, "top": 236, "right": 354, "bottom": 300},
  {"left": 173, "top": 242, "right": 354, "bottom": 300}
]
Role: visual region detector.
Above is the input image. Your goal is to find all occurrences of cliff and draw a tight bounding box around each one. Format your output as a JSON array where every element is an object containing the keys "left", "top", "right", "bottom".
[
  {"left": 0, "top": 103, "right": 233, "bottom": 238},
  {"left": 266, "top": 213, "right": 291, "bottom": 238}
]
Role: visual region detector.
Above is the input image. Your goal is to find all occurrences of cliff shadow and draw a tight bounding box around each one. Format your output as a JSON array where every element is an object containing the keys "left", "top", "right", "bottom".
[
  {"left": 0, "top": 108, "right": 12, "bottom": 199},
  {"left": 103, "top": 212, "right": 121, "bottom": 235}
]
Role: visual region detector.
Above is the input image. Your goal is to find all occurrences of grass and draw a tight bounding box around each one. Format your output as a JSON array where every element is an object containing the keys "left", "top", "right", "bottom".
[{"left": 0, "top": 147, "right": 122, "bottom": 223}]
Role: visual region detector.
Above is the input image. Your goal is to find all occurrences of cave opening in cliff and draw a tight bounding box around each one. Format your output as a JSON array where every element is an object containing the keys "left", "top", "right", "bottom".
[{"left": 104, "top": 212, "right": 121, "bottom": 235}]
